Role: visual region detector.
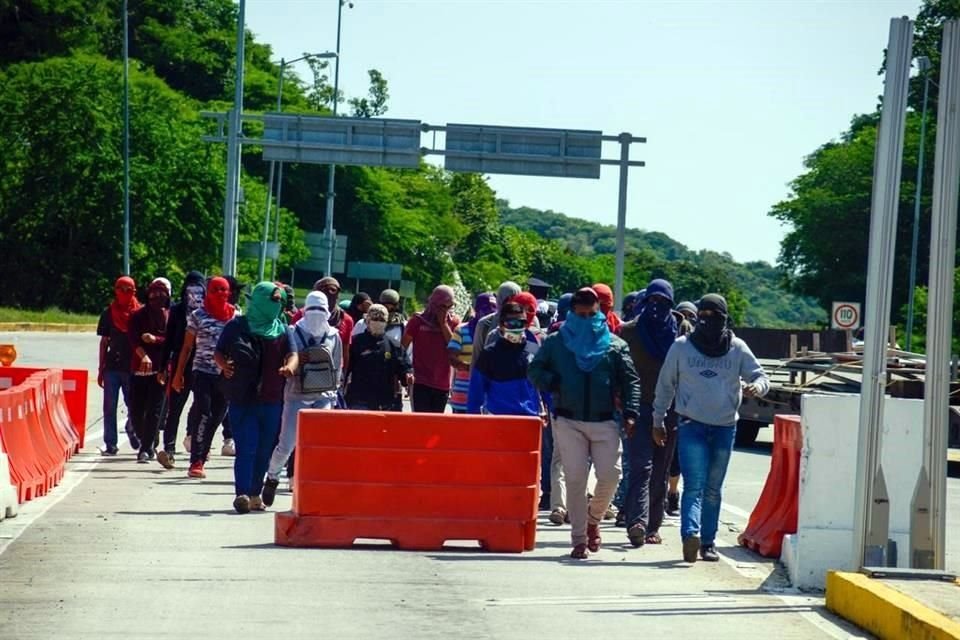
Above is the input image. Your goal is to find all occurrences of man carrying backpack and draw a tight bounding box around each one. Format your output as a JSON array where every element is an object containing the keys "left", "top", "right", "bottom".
[{"left": 261, "top": 291, "right": 342, "bottom": 507}]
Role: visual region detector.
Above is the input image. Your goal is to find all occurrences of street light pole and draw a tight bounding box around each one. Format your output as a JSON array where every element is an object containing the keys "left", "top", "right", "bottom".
[
  {"left": 324, "top": 0, "right": 349, "bottom": 277},
  {"left": 260, "top": 52, "right": 337, "bottom": 282},
  {"left": 906, "top": 56, "right": 933, "bottom": 352},
  {"left": 222, "top": 0, "right": 247, "bottom": 276},
  {"left": 122, "top": 0, "right": 131, "bottom": 276}
]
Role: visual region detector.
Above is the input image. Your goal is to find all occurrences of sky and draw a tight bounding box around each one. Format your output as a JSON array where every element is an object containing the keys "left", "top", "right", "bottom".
[{"left": 244, "top": 0, "right": 921, "bottom": 265}]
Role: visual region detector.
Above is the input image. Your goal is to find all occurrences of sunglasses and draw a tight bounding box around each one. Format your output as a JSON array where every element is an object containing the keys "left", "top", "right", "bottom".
[{"left": 503, "top": 318, "right": 526, "bottom": 330}]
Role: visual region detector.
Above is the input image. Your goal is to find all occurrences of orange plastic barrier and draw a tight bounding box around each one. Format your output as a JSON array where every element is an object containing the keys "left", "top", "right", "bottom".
[
  {"left": 738, "top": 414, "right": 802, "bottom": 557},
  {"left": 0, "top": 367, "right": 88, "bottom": 448},
  {"left": 275, "top": 411, "right": 542, "bottom": 552},
  {"left": 0, "top": 387, "right": 47, "bottom": 502}
]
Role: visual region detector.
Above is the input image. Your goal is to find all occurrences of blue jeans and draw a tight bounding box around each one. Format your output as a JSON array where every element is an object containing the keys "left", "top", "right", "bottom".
[
  {"left": 613, "top": 413, "right": 631, "bottom": 510},
  {"left": 267, "top": 395, "right": 335, "bottom": 480},
  {"left": 540, "top": 423, "right": 553, "bottom": 501},
  {"left": 228, "top": 403, "right": 283, "bottom": 497},
  {"left": 102, "top": 370, "right": 131, "bottom": 449},
  {"left": 677, "top": 418, "right": 735, "bottom": 546}
]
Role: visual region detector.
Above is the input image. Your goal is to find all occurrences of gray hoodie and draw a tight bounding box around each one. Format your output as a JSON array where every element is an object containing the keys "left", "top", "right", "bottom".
[{"left": 652, "top": 335, "right": 769, "bottom": 427}]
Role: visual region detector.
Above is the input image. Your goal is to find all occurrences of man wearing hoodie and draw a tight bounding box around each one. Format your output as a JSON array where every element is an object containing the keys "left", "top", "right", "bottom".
[
  {"left": 529, "top": 287, "right": 641, "bottom": 560},
  {"left": 652, "top": 294, "right": 769, "bottom": 563},
  {"left": 471, "top": 281, "right": 521, "bottom": 369}
]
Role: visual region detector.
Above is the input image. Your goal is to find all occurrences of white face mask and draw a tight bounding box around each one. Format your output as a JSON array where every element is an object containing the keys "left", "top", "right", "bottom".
[
  {"left": 304, "top": 309, "right": 330, "bottom": 336},
  {"left": 367, "top": 320, "right": 387, "bottom": 336}
]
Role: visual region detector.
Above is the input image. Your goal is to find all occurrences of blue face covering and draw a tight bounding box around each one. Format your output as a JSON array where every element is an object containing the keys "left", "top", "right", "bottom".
[{"left": 559, "top": 311, "right": 611, "bottom": 372}]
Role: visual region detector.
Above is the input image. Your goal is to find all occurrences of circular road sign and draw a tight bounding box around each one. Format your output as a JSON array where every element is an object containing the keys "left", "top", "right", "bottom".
[{"left": 833, "top": 303, "right": 860, "bottom": 330}]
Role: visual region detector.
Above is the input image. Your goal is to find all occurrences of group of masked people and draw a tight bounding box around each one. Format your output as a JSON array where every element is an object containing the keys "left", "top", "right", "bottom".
[
  {"left": 97, "top": 274, "right": 413, "bottom": 514},
  {"left": 98, "top": 272, "right": 769, "bottom": 560},
  {"left": 440, "top": 278, "right": 769, "bottom": 563}
]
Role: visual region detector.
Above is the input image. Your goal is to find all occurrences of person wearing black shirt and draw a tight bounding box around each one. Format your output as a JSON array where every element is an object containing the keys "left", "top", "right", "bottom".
[{"left": 345, "top": 304, "right": 412, "bottom": 410}]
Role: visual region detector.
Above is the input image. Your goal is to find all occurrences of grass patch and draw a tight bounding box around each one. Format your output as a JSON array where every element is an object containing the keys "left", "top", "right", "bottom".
[{"left": 0, "top": 307, "right": 99, "bottom": 325}]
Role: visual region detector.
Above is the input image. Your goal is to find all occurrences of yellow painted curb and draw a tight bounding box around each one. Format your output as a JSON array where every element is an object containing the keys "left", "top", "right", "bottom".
[
  {"left": 0, "top": 323, "right": 96, "bottom": 333},
  {"left": 826, "top": 571, "right": 960, "bottom": 640}
]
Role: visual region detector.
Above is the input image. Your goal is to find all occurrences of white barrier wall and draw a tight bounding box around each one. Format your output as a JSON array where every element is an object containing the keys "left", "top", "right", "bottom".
[
  {"left": 0, "top": 434, "right": 19, "bottom": 522},
  {"left": 782, "top": 393, "right": 924, "bottom": 590}
]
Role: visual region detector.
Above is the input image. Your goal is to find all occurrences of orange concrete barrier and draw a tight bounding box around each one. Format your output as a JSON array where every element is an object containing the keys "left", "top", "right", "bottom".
[
  {"left": 0, "top": 388, "right": 46, "bottom": 502},
  {"left": 276, "top": 411, "right": 542, "bottom": 552},
  {"left": 738, "top": 414, "right": 802, "bottom": 557},
  {"left": 0, "top": 367, "right": 88, "bottom": 448}
]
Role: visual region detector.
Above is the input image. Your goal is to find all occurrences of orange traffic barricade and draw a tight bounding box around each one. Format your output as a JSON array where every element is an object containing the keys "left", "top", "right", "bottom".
[
  {"left": 738, "top": 414, "right": 802, "bottom": 557},
  {"left": 21, "top": 378, "right": 63, "bottom": 491},
  {"left": 0, "top": 367, "right": 88, "bottom": 448},
  {"left": 0, "top": 388, "right": 46, "bottom": 502},
  {"left": 276, "top": 410, "right": 542, "bottom": 552}
]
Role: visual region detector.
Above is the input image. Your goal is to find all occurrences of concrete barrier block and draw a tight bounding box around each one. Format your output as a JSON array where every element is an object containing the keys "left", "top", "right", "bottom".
[{"left": 793, "top": 393, "right": 923, "bottom": 590}]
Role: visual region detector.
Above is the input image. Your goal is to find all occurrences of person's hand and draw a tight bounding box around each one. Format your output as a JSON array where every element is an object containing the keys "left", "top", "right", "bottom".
[
  {"left": 652, "top": 420, "right": 667, "bottom": 447},
  {"left": 221, "top": 359, "right": 235, "bottom": 379},
  {"left": 156, "top": 370, "right": 166, "bottom": 386},
  {"left": 403, "top": 373, "right": 413, "bottom": 387},
  {"left": 278, "top": 363, "right": 296, "bottom": 378},
  {"left": 743, "top": 382, "right": 761, "bottom": 398},
  {"left": 97, "top": 369, "right": 105, "bottom": 389},
  {"left": 138, "top": 355, "right": 153, "bottom": 375},
  {"left": 624, "top": 416, "right": 636, "bottom": 439},
  {"left": 141, "top": 333, "right": 157, "bottom": 345},
  {"left": 171, "top": 372, "right": 184, "bottom": 393}
]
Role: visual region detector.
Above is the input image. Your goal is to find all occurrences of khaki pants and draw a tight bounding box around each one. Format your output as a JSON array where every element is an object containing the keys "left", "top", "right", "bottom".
[
  {"left": 553, "top": 416, "right": 622, "bottom": 546},
  {"left": 549, "top": 436, "right": 598, "bottom": 512}
]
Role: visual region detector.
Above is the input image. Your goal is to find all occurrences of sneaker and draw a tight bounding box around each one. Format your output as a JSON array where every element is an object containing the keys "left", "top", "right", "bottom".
[
  {"left": 700, "top": 543, "right": 720, "bottom": 562},
  {"left": 233, "top": 495, "right": 251, "bottom": 514},
  {"left": 187, "top": 461, "right": 206, "bottom": 479},
  {"left": 570, "top": 543, "right": 589, "bottom": 560},
  {"left": 587, "top": 523, "right": 602, "bottom": 553},
  {"left": 666, "top": 492, "right": 680, "bottom": 517},
  {"left": 156, "top": 450, "right": 175, "bottom": 470},
  {"left": 249, "top": 496, "right": 265, "bottom": 511},
  {"left": 262, "top": 477, "right": 279, "bottom": 507},
  {"left": 603, "top": 506, "right": 617, "bottom": 521},
  {"left": 221, "top": 439, "right": 236, "bottom": 457},
  {"left": 136, "top": 451, "right": 149, "bottom": 464},
  {"left": 100, "top": 446, "right": 119, "bottom": 456},
  {"left": 183, "top": 435, "right": 192, "bottom": 453},
  {"left": 126, "top": 426, "right": 141, "bottom": 451},
  {"left": 549, "top": 508, "right": 567, "bottom": 526},
  {"left": 627, "top": 524, "right": 646, "bottom": 548},
  {"left": 683, "top": 535, "right": 701, "bottom": 563}
]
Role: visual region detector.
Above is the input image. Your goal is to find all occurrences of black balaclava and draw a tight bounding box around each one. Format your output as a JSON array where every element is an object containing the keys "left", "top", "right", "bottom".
[{"left": 688, "top": 293, "right": 733, "bottom": 357}]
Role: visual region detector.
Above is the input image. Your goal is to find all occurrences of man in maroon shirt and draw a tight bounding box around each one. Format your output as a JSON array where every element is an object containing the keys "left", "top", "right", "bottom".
[{"left": 402, "top": 285, "right": 460, "bottom": 413}]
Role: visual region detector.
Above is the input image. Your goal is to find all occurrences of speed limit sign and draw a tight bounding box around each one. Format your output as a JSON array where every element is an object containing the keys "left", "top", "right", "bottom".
[{"left": 831, "top": 301, "right": 861, "bottom": 330}]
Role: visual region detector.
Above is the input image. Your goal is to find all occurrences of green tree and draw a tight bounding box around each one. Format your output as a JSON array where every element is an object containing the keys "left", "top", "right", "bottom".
[{"left": 349, "top": 69, "right": 389, "bottom": 118}]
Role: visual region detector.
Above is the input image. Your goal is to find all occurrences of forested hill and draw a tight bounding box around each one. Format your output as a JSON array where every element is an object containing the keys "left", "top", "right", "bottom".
[{"left": 499, "top": 202, "right": 827, "bottom": 328}]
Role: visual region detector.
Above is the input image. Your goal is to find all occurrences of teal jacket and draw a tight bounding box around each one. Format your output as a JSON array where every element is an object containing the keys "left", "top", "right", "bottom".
[{"left": 528, "top": 332, "right": 641, "bottom": 422}]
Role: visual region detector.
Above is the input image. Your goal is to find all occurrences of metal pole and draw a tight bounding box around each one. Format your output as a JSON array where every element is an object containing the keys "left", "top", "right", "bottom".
[
  {"left": 272, "top": 162, "right": 284, "bottom": 281},
  {"left": 905, "top": 62, "right": 932, "bottom": 352},
  {"left": 122, "top": 0, "right": 131, "bottom": 276},
  {"left": 613, "top": 133, "right": 630, "bottom": 314},
  {"left": 258, "top": 59, "right": 285, "bottom": 281},
  {"left": 916, "top": 18, "right": 960, "bottom": 571},
  {"left": 324, "top": 0, "right": 344, "bottom": 277},
  {"left": 852, "top": 17, "right": 913, "bottom": 570},
  {"left": 222, "top": 0, "right": 246, "bottom": 276}
]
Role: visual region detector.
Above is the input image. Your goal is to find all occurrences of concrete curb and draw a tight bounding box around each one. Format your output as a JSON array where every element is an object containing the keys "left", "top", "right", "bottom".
[
  {"left": 826, "top": 571, "right": 960, "bottom": 639},
  {"left": 0, "top": 323, "right": 96, "bottom": 333}
]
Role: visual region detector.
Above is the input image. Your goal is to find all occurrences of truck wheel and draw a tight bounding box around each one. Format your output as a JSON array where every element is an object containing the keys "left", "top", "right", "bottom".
[{"left": 735, "top": 420, "right": 763, "bottom": 447}]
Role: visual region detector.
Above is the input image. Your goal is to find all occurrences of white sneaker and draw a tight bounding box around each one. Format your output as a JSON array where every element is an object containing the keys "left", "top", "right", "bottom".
[
  {"left": 183, "top": 435, "right": 192, "bottom": 453},
  {"left": 221, "top": 439, "right": 236, "bottom": 457}
]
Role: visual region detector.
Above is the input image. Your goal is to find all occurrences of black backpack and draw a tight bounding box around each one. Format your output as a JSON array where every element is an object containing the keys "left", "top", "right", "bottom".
[{"left": 218, "top": 317, "right": 263, "bottom": 402}]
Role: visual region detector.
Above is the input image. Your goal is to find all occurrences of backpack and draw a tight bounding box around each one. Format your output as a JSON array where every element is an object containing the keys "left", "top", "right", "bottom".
[
  {"left": 218, "top": 317, "right": 263, "bottom": 402},
  {"left": 295, "top": 326, "right": 338, "bottom": 393}
]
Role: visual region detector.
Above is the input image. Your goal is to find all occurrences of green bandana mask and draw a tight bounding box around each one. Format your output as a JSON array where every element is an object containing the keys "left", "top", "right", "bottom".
[{"left": 245, "top": 281, "right": 286, "bottom": 339}]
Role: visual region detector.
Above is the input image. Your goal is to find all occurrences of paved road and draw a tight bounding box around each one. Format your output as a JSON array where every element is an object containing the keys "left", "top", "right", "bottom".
[{"left": 0, "top": 331, "right": 937, "bottom": 637}]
